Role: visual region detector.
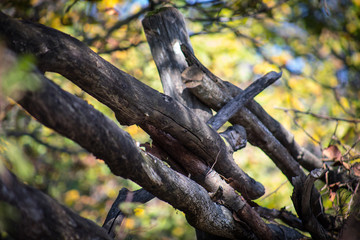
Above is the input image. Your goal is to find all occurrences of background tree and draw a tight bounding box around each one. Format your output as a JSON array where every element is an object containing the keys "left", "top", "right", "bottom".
[{"left": 0, "top": 0, "right": 359, "bottom": 239}]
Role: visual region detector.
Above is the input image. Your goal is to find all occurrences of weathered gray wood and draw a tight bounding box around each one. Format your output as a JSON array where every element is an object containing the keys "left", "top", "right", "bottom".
[
  {"left": 180, "top": 59, "right": 335, "bottom": 230},
  {"left": 0, "top": 11, "right": 309, "bottom": 240},
  {"left": 181, "top": 44, "right": 322, "bottom": 171},
  {"left": 142, "top": 7, "right": 212, "bottom": 122},
  {"left": 182, "top": 65, "right": 306, "bottom": 181},
  {"left": 12, "top": 68, "right": 252, "bottom": 239},
  {"left": 0, "top": 11, "right": 265, "bottom": 200},
  {"left": 207, "top": 71, "right": 282, "bottom": 130},
  {"left": 220, "top": 125, "right": 247, "bottom": 151},
  {"left": 142, "top": 123, "right": 274, "bottom": 240}
]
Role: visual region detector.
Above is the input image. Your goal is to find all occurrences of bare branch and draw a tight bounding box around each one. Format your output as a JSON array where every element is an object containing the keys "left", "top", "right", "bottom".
[
  {"left": 142, "top": 124, "right": 274, "bottom": 240},
  {"left": 0, "top": 166, "right": 112, "bottom": 240},
  {"left": 85, "top": 6, "right": 151, "bottom": 46},
  {"left": 103, "top": 188, "right": 154, "bottom": 238},
  {"left": 255, "top": 206, "right": 304, "bottom": 231},
  {"left": 0, "top": 10, "right": 264, "bottom": 200},
  {"left": 275, "top": 107, "right": 360, "bottom": 124},
  {"left": 219, "top": 125, "right": 247, "bottom": 152},
  {"left": 181, "top": 44, "right": 323, "bottom": 172},
  {"left": 181, "top": 62, "right": 306, "bottom": 183},
  {"left": 5, "top": 65, "right": 251, "bottom": 239},
  {"left": 207, "top": 71, "right": 282, "bottom": 130},
  {"left": 281, "top": 108, "right": 322, "bottom": 147},
  {"left": 142, "top": 7, "right": 213, "bottom": 121},
  {"left": 292, "top": 169, "right": 333, "bottom": 240}
]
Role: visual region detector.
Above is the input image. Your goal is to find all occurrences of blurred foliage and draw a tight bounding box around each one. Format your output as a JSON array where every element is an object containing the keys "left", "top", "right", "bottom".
[{"left": 1, "top": 0, "right": 360, "bottom": 239}]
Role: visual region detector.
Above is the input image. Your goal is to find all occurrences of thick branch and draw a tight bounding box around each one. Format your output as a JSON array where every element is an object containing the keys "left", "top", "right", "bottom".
[
  {"left": 0, "top": 11, "right": 264, "bottom": 200},
  {"left": 8, "top": 68, "right": 252, "bottom": 239},
  {"left": 142, "top": 124, "right": 274, "bottom": 240},
  {"left": 180, "top": 49, "right": 331, "bottom": 231},
  {"left": 0, "top": 166, "right": 112, "bottom": 240},
  {"left": 142, "top": 7, "right": 212, "bottom": 121},
  {"left": 255, "top": 206, "right": 304, "bottom": 231}
]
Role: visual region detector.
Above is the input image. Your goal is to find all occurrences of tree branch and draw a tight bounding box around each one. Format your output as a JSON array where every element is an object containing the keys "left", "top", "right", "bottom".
[
  {"left": 292, "top": 169, "right": 333, "bottom": 240},
  {"left": 142, "top": 124, "right": 274, "bottom": 240},
  {"left": 207, "top": 71, "right": 282, "bottom": 130},
  {"left": 181, "top": 44, "right": 323, "bottom": 172},
  {"left": 275, "top": 107, "right": 360, "bottom": 124},
  {"left": 255, "top": 206, "right": 304, "bottom": 231},
  {"left": 85, "top": 6, "right": 151, "bottom": 46},
  {"left": 103, "top": 188, "right": 154, "bottom": 238},
  {"left": 0, "top": 10, "right": 264, "bottom": 200},
  {"left": 5, "top": 65, "right": 252, "bottom": 239},
  {"left": 142, "top": 7, "right": 213, "bottom": 121},
  {"left": 0, "top": 166, "right": 112, "bottom": 240},
  {"left": 181, "top": 64, "right": 306, "bottom": 183}
]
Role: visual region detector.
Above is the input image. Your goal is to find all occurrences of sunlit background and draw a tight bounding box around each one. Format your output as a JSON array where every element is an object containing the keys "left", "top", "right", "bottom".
[{"left": 1, "top": 0, "right": 359, "bottom": 239}]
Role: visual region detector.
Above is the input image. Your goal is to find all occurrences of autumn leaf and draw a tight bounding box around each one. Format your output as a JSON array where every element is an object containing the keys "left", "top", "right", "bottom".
[
  {"left": 323, "top": 145, "right": 342, "bottom": 161},
  {"left": 328, "top": 182, "right": 340, "bottom": 202},
  {"left": 351, "top": 163, "right": 360, "bottom": 177}
]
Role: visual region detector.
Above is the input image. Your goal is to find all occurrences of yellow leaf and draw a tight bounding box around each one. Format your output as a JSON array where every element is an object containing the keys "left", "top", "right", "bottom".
[
  {"left": 354, "top": 0, "right": 360, "bottom": 7},
  {"left": 172, "top": 226, "right": 184, "bottom": 237},
  {"left": 126, "top": 125, "right": 140, "bottom": 137},
  {"left": 134, "top": 207, "right": 144, "bottom": 217},
  {"left": 65, "top": 189, "right": 80, "bottom": 205},
  {"left": 123, "top": 218, "right": 135, "bottom": 230}
]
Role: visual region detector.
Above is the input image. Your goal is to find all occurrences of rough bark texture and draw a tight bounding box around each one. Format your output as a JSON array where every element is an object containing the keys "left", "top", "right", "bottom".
[
  {"left": 255, "top": 206, "right": 304, "bottom": 231},
  {"left": 292, "top": 170, "right": 332, "bottom": 240},
  {"left": 0, "top": 7, "right": 325, "bottom": 240},
  {"left": 182, "top": 64, "right": 306, "bottom": 182},
  {"left": 142, "top": 7, "right": 212, "bottom": 121},
  {"left": 142, "top": 9, "right": 275, "bottom": 239},
  {"left": 143, "top": 123, "right": 274, "bottom": 240},
  {"left": 219, "top": 125, "right": 247, "bottom": 151},
  {"left": 181, "top": 45, "right": 322, "bottom": 172},
  {"left": 181, "top": 51, "right": 334, "bottom": 237},
  {"left": 0, "top": 11, "right": 264, "bottom": 200},
  {"left": 0, "top": 167, "right": 112, "bottom": 240},
  {"left": 9, "top": 67, "right": 253, "bottom": 239},
  {"left": 207, "top": 71, "right": 282, "bottom": 130}
]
